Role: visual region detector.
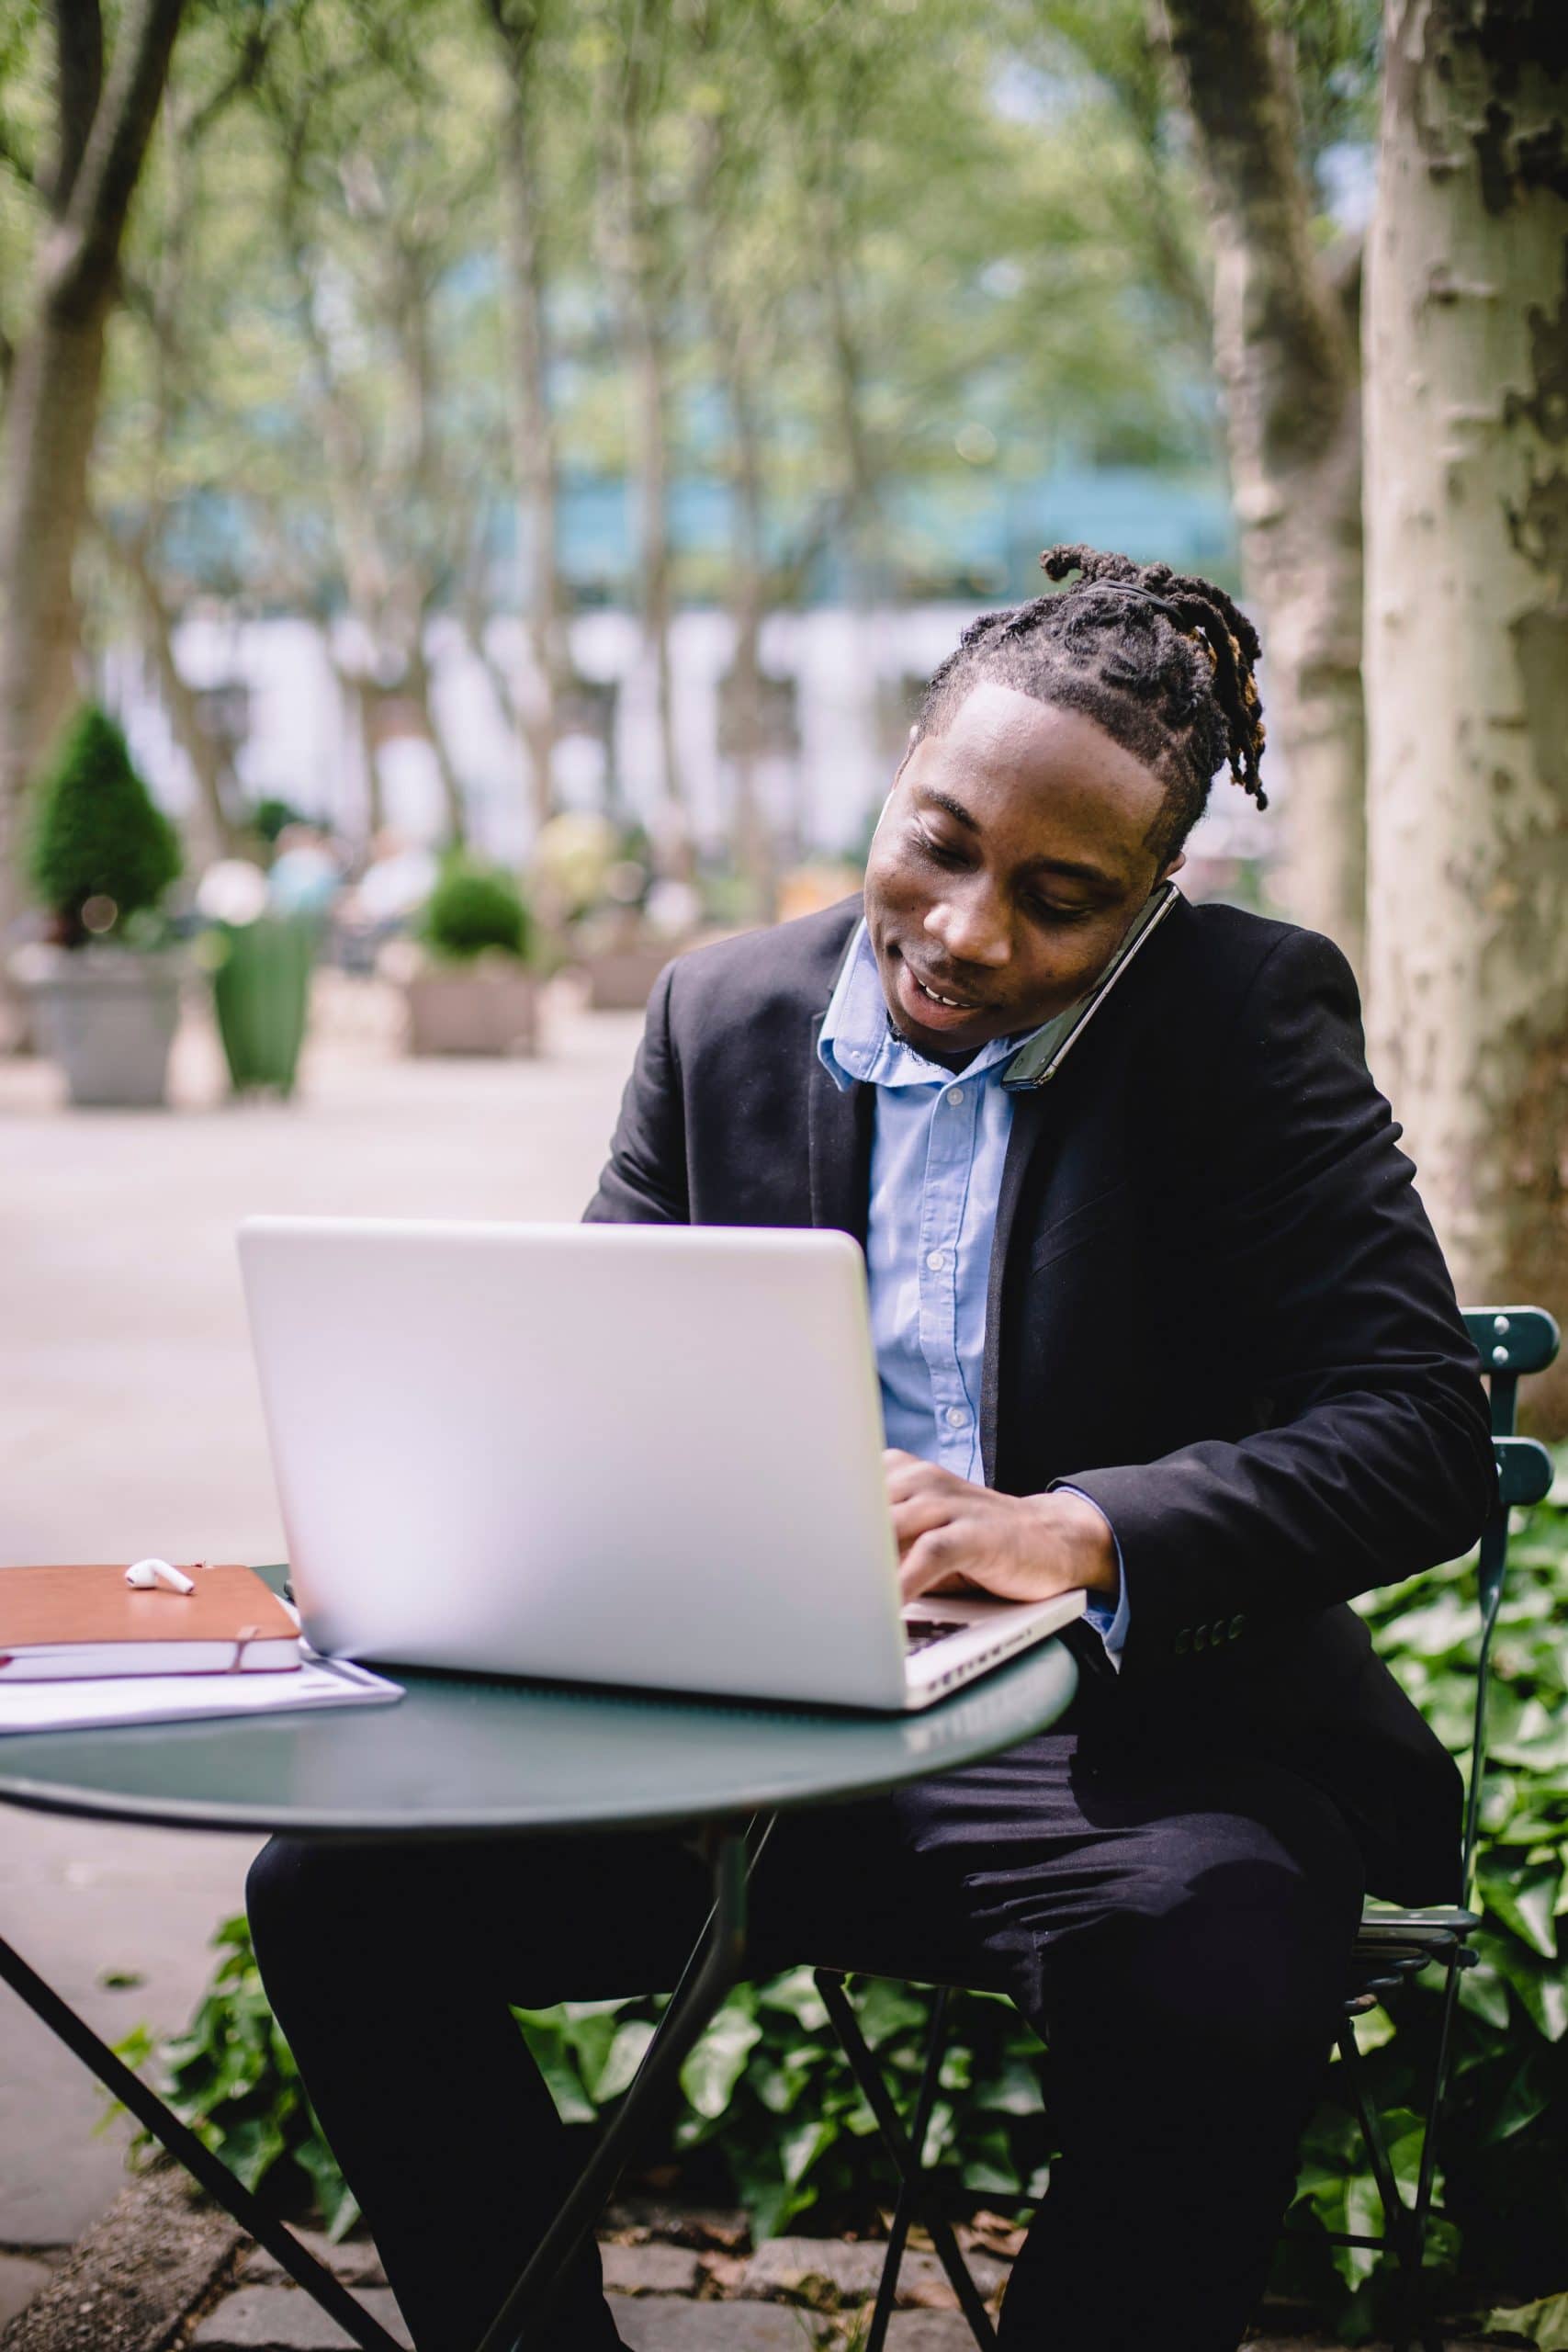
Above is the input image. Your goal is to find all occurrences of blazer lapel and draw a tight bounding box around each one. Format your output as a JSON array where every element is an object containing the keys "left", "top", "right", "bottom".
[
  {"left": 807, "top": 1014, "right": 874, "bottom": 1248},
  {"left": 979, "top": 1088, "right": 1053, "bottom": 1487}
]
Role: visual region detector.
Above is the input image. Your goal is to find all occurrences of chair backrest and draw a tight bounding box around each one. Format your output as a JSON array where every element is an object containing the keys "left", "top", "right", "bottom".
[{"left": 1457, "top": 1306, "right": 1560, "bottom": 1894}]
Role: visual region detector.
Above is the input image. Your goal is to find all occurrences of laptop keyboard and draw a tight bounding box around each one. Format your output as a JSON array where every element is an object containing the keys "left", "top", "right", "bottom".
[{"left": 903, "top": 1618, "right": 972, "bottom": 1655}]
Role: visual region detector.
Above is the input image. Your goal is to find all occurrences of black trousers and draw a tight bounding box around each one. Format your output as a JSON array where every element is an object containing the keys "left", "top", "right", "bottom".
[{"left": 246, "top": 1724, "right": 1364, "bottom": 2352}]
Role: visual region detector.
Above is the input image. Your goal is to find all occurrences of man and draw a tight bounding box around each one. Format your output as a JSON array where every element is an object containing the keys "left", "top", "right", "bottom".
[{"left": 249, "top": 546, "right": 1493, "bottom": 2352}]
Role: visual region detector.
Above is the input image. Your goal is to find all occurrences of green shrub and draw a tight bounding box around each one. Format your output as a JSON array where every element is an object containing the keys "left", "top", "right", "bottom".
[
  {"left": 249, "top": 797, "right": 308, "bottom": 847},
  {"left": 117, "top": 1460, "right": 1568, "bottom": 2335},
  {"left": 27, "top": 706, "right": 182, "bottom": 946},
  {"left": 417, "top": 857, "right": 533, "bottom": 964}
]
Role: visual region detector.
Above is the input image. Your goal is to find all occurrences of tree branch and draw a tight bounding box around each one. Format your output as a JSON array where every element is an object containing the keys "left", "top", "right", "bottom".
[
  {"left": 186, "top": 3, "right": 279, "bottom": 145},
  {"left": 50, "top": 0, "right": 186, "bottom": 322},
  {"left": 47, "top": 0, "right": 103, "bottom": 215},
  {"left": 1153, "top": 0, "right": 1354, "bottom": 465}
]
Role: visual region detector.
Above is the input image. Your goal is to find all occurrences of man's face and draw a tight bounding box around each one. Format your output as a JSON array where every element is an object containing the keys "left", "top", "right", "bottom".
[{"left": 863, "top": 682, "right": 1181, "bottom": 1058}]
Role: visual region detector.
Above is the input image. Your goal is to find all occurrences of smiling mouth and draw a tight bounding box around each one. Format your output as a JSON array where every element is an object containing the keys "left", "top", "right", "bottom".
[{"left": 910, "top": 969, "right": 982, "bottom": 1014}]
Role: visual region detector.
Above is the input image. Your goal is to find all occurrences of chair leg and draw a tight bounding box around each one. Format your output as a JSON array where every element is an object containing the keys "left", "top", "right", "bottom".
[
  {"left": 816, "top": 1972, "right": 997, "bottom": 2350},
  {"left": 863, "top": 1988, "right": 950, "bottom": 2352},
  {"left": 1391, "top": 1949, "right": 1465, "bottom": 2352},
  {"left": 1337, "top": 2023, "right": 1419, "bottom": 2282}
]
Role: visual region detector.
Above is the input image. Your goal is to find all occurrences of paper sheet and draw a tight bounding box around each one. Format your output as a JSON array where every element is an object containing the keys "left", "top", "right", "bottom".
[{"left": 0, "top": 1651, "right": 403, "bottom": 1736}]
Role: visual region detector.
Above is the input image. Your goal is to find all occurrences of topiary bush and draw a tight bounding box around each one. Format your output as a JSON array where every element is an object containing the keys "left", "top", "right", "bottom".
[
  {"left": 27, "top": 706, "right": 182, "bottom": 947},
  {"left": 417, "top": 856, "right": 534, "bottom": 965}
]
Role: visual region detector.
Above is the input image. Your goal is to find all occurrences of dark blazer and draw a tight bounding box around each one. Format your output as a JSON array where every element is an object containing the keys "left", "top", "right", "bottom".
[{"left": 585, "top": 894, "right": 1495, "bottom": 1904}]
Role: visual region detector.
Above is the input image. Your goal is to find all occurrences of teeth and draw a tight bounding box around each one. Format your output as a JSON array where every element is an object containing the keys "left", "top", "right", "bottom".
[{"left": 918, "top": 977, "right": 968, "bottom": 1010}]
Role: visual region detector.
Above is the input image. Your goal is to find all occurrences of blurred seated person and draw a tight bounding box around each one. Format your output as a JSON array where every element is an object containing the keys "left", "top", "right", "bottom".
[{"left": 266, "top": 823, "right": 344, "bottom": 921}]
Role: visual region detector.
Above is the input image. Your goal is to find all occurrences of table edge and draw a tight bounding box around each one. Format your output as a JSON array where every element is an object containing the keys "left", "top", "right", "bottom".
[{"left": 0, "top": 1640, "right": 1078, "bottom": 1840}]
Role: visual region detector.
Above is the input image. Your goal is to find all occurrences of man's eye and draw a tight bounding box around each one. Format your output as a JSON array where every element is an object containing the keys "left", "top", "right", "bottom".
[
  {"left": 1028, "top": 899, "right": 1093, "bottom": 924},
  {"left": 912, "top": 830, "right": 966, "bottom": 867}
]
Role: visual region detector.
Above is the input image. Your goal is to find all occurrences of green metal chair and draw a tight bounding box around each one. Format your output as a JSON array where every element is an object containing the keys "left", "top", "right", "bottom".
[{"left": 814, "top": 1304, "right": 1560, "bottom": 2352}]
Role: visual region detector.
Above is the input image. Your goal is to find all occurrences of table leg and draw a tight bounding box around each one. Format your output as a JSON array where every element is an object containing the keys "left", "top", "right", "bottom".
[
  {"left": 472, "top": 1820, "right": 754, "bottom": 2352},
  {"left": 0, "top": 1925, "right": 404, "bottom": 2352}
]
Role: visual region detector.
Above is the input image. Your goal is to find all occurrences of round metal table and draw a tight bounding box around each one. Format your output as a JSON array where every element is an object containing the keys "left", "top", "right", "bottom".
[
  {"left": 0, "top": 1629, "right": 1078, "bottom": 1840},
  {"left": 0, "top": 1581, "right": 1077, "bottom": 2352}
]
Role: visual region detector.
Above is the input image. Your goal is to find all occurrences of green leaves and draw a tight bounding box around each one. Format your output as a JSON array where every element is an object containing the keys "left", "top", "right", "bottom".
[
  {"left": 1478, "top": 1858, "right": 1562, "bottom": 1960},
  {"left": 681, "top": 1999, "right": 762, "bottom": 2120},
  {"left": 1490, "top": 2292, "right": 1568, "bottom": 2350}
]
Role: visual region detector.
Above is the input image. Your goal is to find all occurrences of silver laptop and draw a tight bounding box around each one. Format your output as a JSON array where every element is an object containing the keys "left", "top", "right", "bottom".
[{"left": 237, "top": 1217, "right": 1084, "bottom": 1712}]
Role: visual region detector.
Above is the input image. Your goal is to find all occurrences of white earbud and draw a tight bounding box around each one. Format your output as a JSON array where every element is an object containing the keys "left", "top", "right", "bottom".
[{"left": 125, "top": 1558, "right": 195, "bottom": 1595}]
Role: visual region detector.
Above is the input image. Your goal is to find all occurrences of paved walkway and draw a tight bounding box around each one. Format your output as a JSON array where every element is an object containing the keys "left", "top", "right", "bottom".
[{"left": 0, "top": 978, "right": 643, "bottom": 2264}]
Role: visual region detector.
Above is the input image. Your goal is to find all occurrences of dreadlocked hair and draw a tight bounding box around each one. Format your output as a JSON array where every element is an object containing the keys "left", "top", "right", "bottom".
[{"left": 914, "top": 545, "right": 1268, "bottom": 864}]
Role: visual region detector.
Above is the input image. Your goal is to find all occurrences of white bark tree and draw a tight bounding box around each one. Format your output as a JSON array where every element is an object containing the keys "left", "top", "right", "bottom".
[
  {"left": 0, "top": 0, "right": 186, "bottom": 975},
  {"left": 1157, "top": 0, "right": 1367, "bottom": 968},
  {"left": 1365, "top": 0, "right": 1568, "bottom": 1427},
  {"left": 591, "top": 0, "right": 690, "bottom": 876},
  {"left": 482, "top": 0, "right": 569, "bottom": 836}
]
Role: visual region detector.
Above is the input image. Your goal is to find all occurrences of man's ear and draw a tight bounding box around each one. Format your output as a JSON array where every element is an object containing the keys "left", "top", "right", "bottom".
[
  {"left": 890, "top": 725, "right": 920, "bottom": 786},
  {"left": 1158, "top": 850, "right": 1187, "bottom": 881}
]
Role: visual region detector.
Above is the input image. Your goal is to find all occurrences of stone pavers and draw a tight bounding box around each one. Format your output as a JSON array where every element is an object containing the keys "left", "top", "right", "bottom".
[
  {"left": 601, "top": 2243, "right": 707, "bottom": 2296},
  {"left": 610, "top": 2303, "right": 816, "bottom": 2350},
  {"left": 742, "top": 2234, "right": 1010, "bottom": 2310},
  {"left": 0, "top": 2165, "right": 1517, "bottom": 2352},
  {"left": 192, "top": 2286, "right": 412, "bottom": 2349},
  {"left": 885, "top": 2321, "right": 982, "bottom": 2350},
  {"left": 242, "top": 2234, "right": 386, "bottom": 2289},
  {"left": 186, "top": 2205, "right": 1013, "bottom": 2350}
]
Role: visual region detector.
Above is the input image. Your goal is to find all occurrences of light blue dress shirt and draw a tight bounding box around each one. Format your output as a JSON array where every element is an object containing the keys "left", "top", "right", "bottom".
[{"left": 818, "top": 921, "right": 1129, "bottom": 1667}]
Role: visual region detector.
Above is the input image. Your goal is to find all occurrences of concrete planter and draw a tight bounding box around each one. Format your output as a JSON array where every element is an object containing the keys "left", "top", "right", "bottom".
[
  {"left": 404, "top": 960, "right": 540, "bottom": 1057},
  {"left": 18, "top": 945, "right": 184, "bottom": 1107},
  {"left": 580, "top": 943, "right": 679, "bottom": 1012}
]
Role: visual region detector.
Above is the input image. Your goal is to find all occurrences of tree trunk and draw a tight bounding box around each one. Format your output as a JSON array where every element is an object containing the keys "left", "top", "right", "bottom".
[
  {"left": 488, "top": 4, "right": 566, "bottom": 838},
  {"left": 816, "top": 184, "right": 896, "bottom": 830},
  {"left": 346, "top": 672, "right": 388, "bottom": 842},
  {"left": 1157, "top": 0, "right": 1367, "bottom": 970},
  {"left": 723, "top": 322, "right": 777, "bottom": 922},
  {"left": 626, "top": 285, "right": 686, "bottom": 876},
  {"left": 1364, "top": 0, "right": 1568, "bottom": 1429},
  {"left": 118, "top": 530, "right": 241, "bottom": 866},
  {"left": 0, "top": 298, "right": 108, "bottom": 854},
  {"left": 0, "top": 0, "right": 186, "bottom": 963},
  {"left": 405, "top": 634, "right": 468, "bottom": 848}
]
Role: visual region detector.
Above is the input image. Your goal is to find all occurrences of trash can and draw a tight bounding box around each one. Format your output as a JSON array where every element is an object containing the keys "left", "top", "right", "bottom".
[{"left": 207, "top": 916, "right": 315, "bottom": 1097}]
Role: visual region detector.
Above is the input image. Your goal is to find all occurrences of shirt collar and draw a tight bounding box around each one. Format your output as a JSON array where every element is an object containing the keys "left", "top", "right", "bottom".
[{"left": 818, "top": 921, "right": 1032, "bottom": 1093}]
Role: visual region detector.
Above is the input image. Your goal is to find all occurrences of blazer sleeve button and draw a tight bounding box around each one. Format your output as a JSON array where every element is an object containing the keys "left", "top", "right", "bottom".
[
  {"left": 1192, "top": 1625, "right": 1207, "bottom": 1653},
  {"left": 1175, "top": 1628, "right": 1190, "bottom": 1656},
  {"left": 1229, "top": 1614, "right": 1245, "bottom": 1641}
]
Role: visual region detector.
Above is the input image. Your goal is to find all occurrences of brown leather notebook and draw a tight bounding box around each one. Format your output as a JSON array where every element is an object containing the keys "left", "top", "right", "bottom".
[{"left": 0, "top": 1564, "right": 301, "bottom": 1680}]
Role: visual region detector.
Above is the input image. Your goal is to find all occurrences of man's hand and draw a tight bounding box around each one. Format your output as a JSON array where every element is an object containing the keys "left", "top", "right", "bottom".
[{"left": 885, "top": 1450, "right": 1120, "bottom": 1610}]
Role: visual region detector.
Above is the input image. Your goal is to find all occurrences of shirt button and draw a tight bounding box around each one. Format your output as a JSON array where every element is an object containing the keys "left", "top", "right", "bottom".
[
  {"left": 925, "top": 1249, "right": 950, "bottom": 1272},
  {"left": 945, "top": 1086, "right": 965, "bottom": 1105},
  {"left": 945, "top": 1404, "right": 968, "bottom": 1428}
]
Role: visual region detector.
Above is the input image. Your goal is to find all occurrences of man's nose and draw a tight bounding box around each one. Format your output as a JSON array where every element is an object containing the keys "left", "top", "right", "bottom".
[{"left": 925, "top": 884, "right": 1011, "bottom": 968}]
